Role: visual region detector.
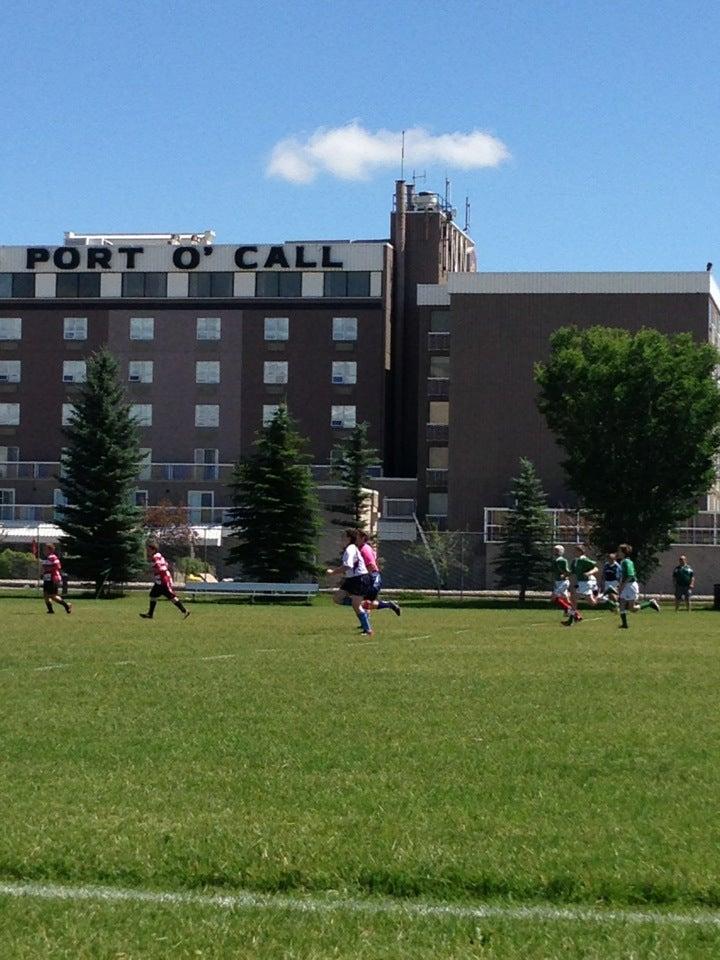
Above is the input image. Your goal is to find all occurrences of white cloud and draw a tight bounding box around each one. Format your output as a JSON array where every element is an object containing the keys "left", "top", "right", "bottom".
[{"left": 267, "top": 123, "right": 510, "bottom": 184}]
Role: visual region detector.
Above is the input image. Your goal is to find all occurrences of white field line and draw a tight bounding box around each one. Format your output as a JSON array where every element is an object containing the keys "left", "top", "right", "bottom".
[
  {"left": 199, "top": 654, "right": 237, "bottom": 661},
  {"left": 33, "top": 664, "right": 68, "bottom": 672},
  {"left": 404, "top": 635, "right": 432, "bottom": 642},
  {"left": 0, "top": 880, "right": 718, "bottom": 929}
]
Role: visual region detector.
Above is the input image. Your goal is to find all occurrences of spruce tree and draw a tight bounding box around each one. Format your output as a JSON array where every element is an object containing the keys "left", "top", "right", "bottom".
[
  {"left": 226, "top": 405, "right": 321, "bottom": 581},
  {"left": 57, "top": 349, "right": 145, "bottom": 592},
  {"left": 494, "top": 458, "right": 553, "bottom": 603},
  {"left": 330, "top": 422, "right": 378, "bottom": 529}
]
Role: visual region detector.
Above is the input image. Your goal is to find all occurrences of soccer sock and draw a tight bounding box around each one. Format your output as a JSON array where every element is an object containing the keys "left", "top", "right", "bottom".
[
  {"left": 358, "top": 609, "right": 371, "bottom": 633},
  {"left": 604, "top": 597, "right": 619, "bottom": 610},
  {"left": 639, "top": 600, "right": 652, "bottom": 609},
  {"left": 60, "top": 600, "right": 70, "bottom": 612},
  {"left": 175, "top": 600, "right": 188, "bottom": 614},
  {"left": 45, "top": 600, "right": 53, "bottom": 613},
  {"left": 620, "top": 611, "right": 628, "bottom": 627},
  {"left": 147, "top": 600, "right": 157, "bottom": 618},
  {"left": 342, "top": 597, "right": 353, "bottom": 606},
  {"left": 377, "top": 600, "right": 392, "bottom": 610},
  {"left": 555, "top": 596, "right": 571, "bottom": 612}
]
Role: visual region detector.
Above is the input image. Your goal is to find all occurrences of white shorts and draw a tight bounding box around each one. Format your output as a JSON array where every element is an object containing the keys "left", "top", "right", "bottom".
[
  {"left": 552, "top": 579, "right": 570, "bottom": 598},
  {"left": 620, "top": 581, "right": 640, "bottom": 603},
  {"left": 575, "top": 577, "right": 597, "bottom": 597}
]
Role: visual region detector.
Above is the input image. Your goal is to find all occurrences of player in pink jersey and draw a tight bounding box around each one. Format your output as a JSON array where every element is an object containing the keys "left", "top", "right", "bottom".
[
  {"left": 41, "top": 543, "right": 72, "bottom": 614},
  {"left": 140, "top": 542, "right": 190, "bottom": 620},
  {"left": 358, "top": 530, "right": 401, "bottom": 617}
]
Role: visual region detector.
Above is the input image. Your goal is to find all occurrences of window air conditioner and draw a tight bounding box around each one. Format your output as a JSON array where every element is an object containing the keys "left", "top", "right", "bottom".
[
  {"left": 63, "top": 374, "right": 74, "bottom": 382},
  {"left": 332, "top": 375, "right": 343, "bottom": 384},
  {"left": 331, "top": 419, "right": 344, "bottom": 428},
  {"left": 0, "top": 375, "right": 8, "bottom": 382},
  {"left": 129, "top": 374, "right": 141, "bottom": 382}
]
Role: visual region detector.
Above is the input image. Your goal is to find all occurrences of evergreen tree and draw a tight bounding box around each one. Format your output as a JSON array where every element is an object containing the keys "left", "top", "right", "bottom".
[
  {"left": 494, "top": 458, "right": 553, "bottom": 603},
  {"left": 330, "top": 422, "right": 378, "bottom": 529},
  {"left": 535, "top": 326, "right": 720, "bottom": 577},
  {"left": 57, "top": 349, "right": 145, "bottom": 592},
  {"left": 226, "top": 405, "right": 321, "bottom": 581}
]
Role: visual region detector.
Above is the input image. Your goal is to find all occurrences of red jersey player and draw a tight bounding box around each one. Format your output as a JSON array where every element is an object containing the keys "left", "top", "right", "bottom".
[
  {"left": 140, "top": 542, "right": 190, "bottom": 620},
  {"left": 41, "top": 543, "right": 71, "bottom": 614}
]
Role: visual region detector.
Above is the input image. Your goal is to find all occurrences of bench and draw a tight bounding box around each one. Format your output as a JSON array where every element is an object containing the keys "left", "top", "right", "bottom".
[{"left": 183, "top": 581, "right": 319, "bottom": 603}]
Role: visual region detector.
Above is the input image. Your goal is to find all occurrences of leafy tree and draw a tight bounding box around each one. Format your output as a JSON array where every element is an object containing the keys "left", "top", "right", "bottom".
[
  {"left": 404, "top": 522, "right": 470, "bottom": 592},
  {"left": 494, "top": 458, "right": 553, "bottom": 602},
  {"left": 330, "top": 422, "right": 379, "bottom": 530},
  {"left": 57, "top": 349, "right": 144, "bottom": 591},
  {"left": 535, "top": 326, "right": 720, "bottom": 577},
  {"left": 226, "top": 405, "right": 321, "bottom": 581},
  {"left": 143, "top": 500, "right": 197, "bottom": 563}
]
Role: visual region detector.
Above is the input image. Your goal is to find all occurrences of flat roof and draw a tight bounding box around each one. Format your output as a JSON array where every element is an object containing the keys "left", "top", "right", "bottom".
[{"left": 418, "top": 271, "right": 720, "bottom": 312}]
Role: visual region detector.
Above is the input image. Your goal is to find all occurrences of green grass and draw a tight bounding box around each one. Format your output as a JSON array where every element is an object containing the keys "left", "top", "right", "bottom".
[{"left": 0, "top": 594, "right": 719, "bottom": 957}]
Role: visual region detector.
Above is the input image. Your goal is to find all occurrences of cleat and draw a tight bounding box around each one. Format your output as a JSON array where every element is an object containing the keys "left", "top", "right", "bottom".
[
  {"left": 182, "top": 610, "right": 191, "bottom": 620},
  {"left": 65, "top": 603, "right": 72, "bottom": 615},
  {"left": 649, "top": 599, "right": 660, "bottom": 612},
  {"left": 46, "top": 609, "right": 55, "bottom": 614},
  {"left": 619, "top": 623, "right": 629, "bottom": 629},
  {"left": 362, "top": 629, "right": 374, "bottom": 636},
  {"left": 139, "top": 613, "right": 153, "bottom": 619},
  {"left": 574, "top": 612, "right": 583, "bottom": 622},
  {"left": 388, "top": 601, "right": 401, "bottom": 617},
  {"left": 562, "top": 617, "right": 574, "bottom": 626}
]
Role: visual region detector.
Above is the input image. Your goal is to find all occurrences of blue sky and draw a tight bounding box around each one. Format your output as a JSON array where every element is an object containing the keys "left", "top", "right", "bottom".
[{"left": 2, "top": 0, "right": 719, "bottom": 270}]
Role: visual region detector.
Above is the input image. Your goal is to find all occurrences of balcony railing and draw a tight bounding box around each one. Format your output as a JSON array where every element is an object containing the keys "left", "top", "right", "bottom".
[
  {"left": 0, "top": 462, "right": 59, "bottom": 480},
  {"left": 0, "top": 504, "right": 232, "bottom": 526},
  {"left": 0, "top": 461, "right": 234, "bottom": 483},
  {"left": 427, "top": 378, "right": 449, "bottom": 399},
  {"left": 426, "top": 423, "right": 449, "bottom": 442},
  {"left": 426, "top": 468, "right": 448, "bottom": 489},
  {"left": 428, "top": 332, "right": 450, "bottom": 351}
]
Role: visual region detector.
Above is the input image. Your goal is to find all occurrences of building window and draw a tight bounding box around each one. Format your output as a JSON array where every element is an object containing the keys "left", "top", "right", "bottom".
[
  {"left": 331, "top": 405, "right": 356, "bottom": 429},
  {"left": 0, "top": 318, "right": 21, "bottom": 340},
  {"left": 134, "top": 489, "right": 149, "bottom": 508},
  {"left": 0, "top": 404, "right": 20, "bottom": 426},
  {"left": 195, "top": 361, "right": 220, "bottom": 384},
  {"left": 0, "top": 274, "right": 34, "bottom": 298},
  {"left": 331, "top": 361, "right": 357, "bottom": 384},
  {"left": 323, "top": 272, "right": 370, "bottom": 297},
  {"left": 130, "top": 317, "right": 154, "bottom": 340},
  {"left": 264, "top": 317, "right": 289, "bottom": 341},
  {"left": 62, "top": 360, "right": 87, "bottom": 383},
  {"left": 188, "top": 273, "right": 233, "bottom": 297},
  {"left": 196, "top": 317, "right": 221, "bottom": 340},
  {"left": 332, "top": 317, "right": 358, "bottom": 342},
  {"left": 61, "top": 403, "right": 75, "bottom": 426},
  {"left": 429, "top": 401, "right": 449, "bottom": 425},
  {"left": 195, "top": 404, "right": 219, "bottom": 427},
  {"left": 263, "top": 361, "right": 288, "bottom": 384},
  {"left": 263, "top": 404, "right": 280, "bottom": 426},
  {"left": 427, "top": 492, "right": 448, "bottom": 516},
  {"left": 429, "top": 356, "right": 450, "bottom": 378},
  {"left": 121, "top": 273, "right": 167, "bottom": 297},
  {"left": 63, "top": 317, "right": 88, "bottom": 341},
  {"left": 0, "top": 361, "right": 21, "bottom": 383},
  {"left": 138, "top": 447, "right": 152, "bottom": 481},
  {"left": 194, "top": 448, "right": 219, "bottom": 480},
  {"left": 128, "top": 360, "right": 153, "bottom": 383},
  {"left": 256, "top": 272, "right": 302, "bottom": 297},
  {"left": 0, "top": 446, "right": 20, "bottom": 478},
  {"left": 56, "top": 273, "right": 101, "bottom": 298},
  {"left": 383, "top": 497, "right": 415, "bottom": 518},
  {"left": 188, "top": 490, "right": 214, "bottom": 523},
  {"left": 430, "top": 310, "right": 450, "bottom": 332},
  {"left": 131, "top": 404, "right": 152, "bottom": 426},
  {"left": 428, "top": 446, "right": 449, "bottom": 469},
  {"left": 53, "top": 488, "right": 68, "bottom": 520}
]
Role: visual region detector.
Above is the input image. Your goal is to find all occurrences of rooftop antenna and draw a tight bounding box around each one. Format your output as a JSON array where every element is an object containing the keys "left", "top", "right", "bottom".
[
  {"left": 464, "top": 196, "right": 471, "bottom": 232},
  {"left": 400, "top": 130, "right": 405, "bottom": 180},
  {"left": 444, "top": 176, "right": 451, "bottom": 210},
  {"left": 411, "top": 169, "right": 426, "bottom": 187}
]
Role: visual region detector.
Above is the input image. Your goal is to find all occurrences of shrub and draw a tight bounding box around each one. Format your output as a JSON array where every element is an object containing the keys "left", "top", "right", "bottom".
[{"left": 0, "top": 549, "right": 38, "bottom": 580}]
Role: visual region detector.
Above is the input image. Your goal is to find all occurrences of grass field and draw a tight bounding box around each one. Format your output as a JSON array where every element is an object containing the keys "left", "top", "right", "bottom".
[{"left": 0, "top": 592, "right": 719, "bottom": 958}]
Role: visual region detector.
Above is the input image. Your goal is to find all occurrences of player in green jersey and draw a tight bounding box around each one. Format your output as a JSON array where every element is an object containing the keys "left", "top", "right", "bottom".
[
  {"left": 570, "top": 545, "right": 599, "bottom": 615},
  {"left": 617, "top": 543, "right": 660, "bottom": 628},
  {"left": 551, "top": 545, "right": 579, "bottom": 624},
  {"left": 672, "top": 554, "right": 695, "bottom": 611}
]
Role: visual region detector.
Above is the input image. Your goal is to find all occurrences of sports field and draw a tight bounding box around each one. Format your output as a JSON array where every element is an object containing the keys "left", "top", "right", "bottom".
[{"left": 0, "top": 593, "right": 719, "bottom": 958}]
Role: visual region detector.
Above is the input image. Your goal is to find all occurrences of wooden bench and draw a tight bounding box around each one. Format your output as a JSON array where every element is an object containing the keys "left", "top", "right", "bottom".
[{"left": 183, "top": 581, "right": 319, "bottom": 603}]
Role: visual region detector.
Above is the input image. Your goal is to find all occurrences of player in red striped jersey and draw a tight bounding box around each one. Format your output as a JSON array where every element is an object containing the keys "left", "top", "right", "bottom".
[
  {"left": 139, "top": 542, "right": 190, "bottom": 620},
  {"left": 41, "top": 543, "right": 72, "bottom": 614}
]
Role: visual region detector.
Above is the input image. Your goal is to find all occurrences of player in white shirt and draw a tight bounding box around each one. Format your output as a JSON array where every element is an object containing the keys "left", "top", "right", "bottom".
[{"left": 327, "top": 529, "right": 374, "bottom": 635}]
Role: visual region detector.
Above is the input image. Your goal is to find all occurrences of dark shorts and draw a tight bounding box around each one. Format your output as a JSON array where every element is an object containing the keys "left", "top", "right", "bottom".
[
  {"left": 675, "top": 587, "right": 692, "bottom": 600},
  {"left": 341, "top": 574, "right": 373, "bottom": 598},
  {"left": 150, "top": 581, "right": 177, "bottom": 601},
  {"left": 43, "top": 579, "right": 60, "bottom": 596},
  {"left": 364, "top": 572, "right": 382, "bottom": 601}
]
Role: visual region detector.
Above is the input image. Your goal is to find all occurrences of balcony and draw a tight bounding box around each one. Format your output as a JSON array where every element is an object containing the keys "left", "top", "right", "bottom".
[
  {"left": 428, "top": 332, "right": 450, "bottom": 351},
  {"left": 426, "top": 423, "right": 449, "bottom": 442},
  {"left": 425, "top": 468, "right": 448, "bottom": 489},
  {"left": 147, "top": 463, "right": 233, "bottom": 482},
  {"left": 427, "top": 378, "right": 449, "bottom": 399},
  {"left": 0, "top": 503, "right": 232, "bottom": 528},
  {"left": 0, "top": 462, "right": 59, "bottom": 480}
]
